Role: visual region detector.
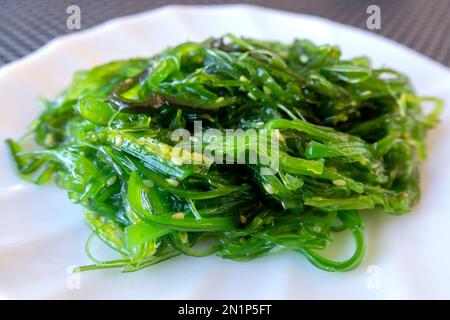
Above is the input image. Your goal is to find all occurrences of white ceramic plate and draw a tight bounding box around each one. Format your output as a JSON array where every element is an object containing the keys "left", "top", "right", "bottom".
[{"left": 1, "top": 4, "right": 450, "bottom": 299}]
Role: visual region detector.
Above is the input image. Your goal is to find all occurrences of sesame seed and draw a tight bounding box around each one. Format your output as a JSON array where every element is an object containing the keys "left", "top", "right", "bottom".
[
  {"left": 136, "top": 137, "right": 147, "bottom": 145},
  {"left": 400, "top": 193, "right": 409, "bottom": 200},
  {"left": 143, "top": 179, "right": 154, "bottom": 188},
  {"left": 89, "top": 133, "right": 97, "bottom": 141},
  {"left": 44, "top": 134, "right": 54, "bottom": 146},
  {"left": 372, "top": 162, "right": 381, "bottom": 169},
  {"left": 179, "top": 232, "right": 188, "bottom": 243},
  {"left": 239, "top": 75, "right": 249, "bottom": 82},
  {"left": 106, "top": 176, "right": 117, "bottom": 186},
  {"left": 171, "top": 212, "right": 185, "bottom": 220},
  {"left": 263, "top": 183, "right": 275, "bottom": 194},
  {"left": 114, "top": 136, "right": 123, "bottom": 148},
  {"left": 216, "top": 97, "right": 225, "bottom": 104},
  {"left": 240, "top": 215, "right": 247, "bottom": 224},
  {"left": 248, "top": 92, "right": 257, "bottom": 101},
  {"left": 332, "top": 179, "right": 347, "bottom": 187},
  {"left": 166, "top": 178, "right": 179, "bottom": 187}
]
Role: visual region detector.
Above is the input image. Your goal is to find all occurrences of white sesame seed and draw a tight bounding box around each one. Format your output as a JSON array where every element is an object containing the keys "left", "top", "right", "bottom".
[
  {"left": 215, "top": 97, "right": 225, "bottom": 104},
  {"left": 136, "top": 137, "right": 147, "bottom": 145},
  {"left": 248, "top": 92, "right": 257, "bottom": 101},
  {"left": 114, "top": 136, "right": 124, "bottom": 148},
  {"left": 106, "top": 176, "right": 117, "bottom": 186},
  {"left": 332, "top": 179, "right": 347, "bottom": 187},
  {"left": 300, "top": 54, "right": 309, "bottom": 63},
  {"left": 143, "top": 179, "right": 154, "bottom": 188},
  {"left": 263, "top": 183, "right": 275, "bottom": 194},
  {"left": 239, "top": 75, "right": 249, "bottom": 82},
  {"left": 171, "top": 212, "right": 185, "bottom": 220},
  {"left": 179, "top": 232, "right": 188, "bottom": 243},
  {"left": 166, "top": 178, "right": 179, "bottom": 187},
  {"left": 44, "top": 134, "right": 54, "bottom": 146},
  {"left": 372, "top": 161, "right": 381, "bottom": 169}
]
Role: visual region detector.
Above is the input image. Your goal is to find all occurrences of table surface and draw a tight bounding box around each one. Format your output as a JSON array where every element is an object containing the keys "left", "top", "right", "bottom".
[{"left": 1, "top": 0, "right": 449, "bottom": 67}]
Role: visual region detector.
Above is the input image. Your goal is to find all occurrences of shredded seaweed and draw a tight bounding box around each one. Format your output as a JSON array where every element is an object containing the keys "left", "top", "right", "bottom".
[{"left": 7, "top": 34, "right": 442, "bottom": 272}]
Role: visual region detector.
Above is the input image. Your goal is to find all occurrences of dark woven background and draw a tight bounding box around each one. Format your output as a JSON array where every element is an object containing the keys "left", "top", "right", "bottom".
[{"left": 1, "top": 0, "right": 450, "bottom": 67}]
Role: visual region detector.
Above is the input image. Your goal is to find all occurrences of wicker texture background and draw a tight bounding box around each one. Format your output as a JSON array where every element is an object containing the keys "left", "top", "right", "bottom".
[{"left": 1, "top": 0, "right": 449, "bottom": 67}]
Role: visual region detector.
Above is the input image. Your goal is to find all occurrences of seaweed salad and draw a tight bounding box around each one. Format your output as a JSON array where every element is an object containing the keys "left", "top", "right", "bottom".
[{"left": 7, "top": 34, "right": 443, "bottom": 272}]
